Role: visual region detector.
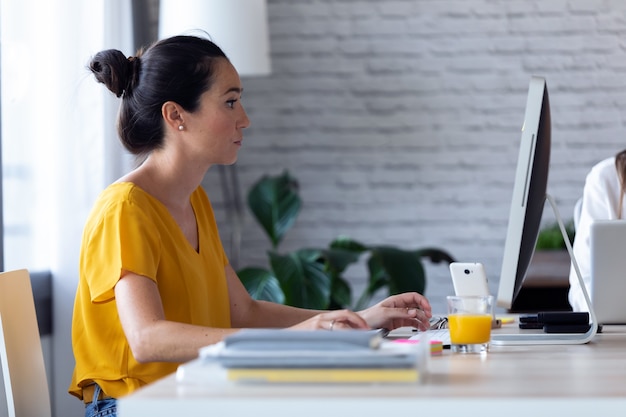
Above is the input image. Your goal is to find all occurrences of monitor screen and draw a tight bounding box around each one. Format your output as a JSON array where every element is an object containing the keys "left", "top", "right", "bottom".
[{"left": 496, "top": 76, "right": 551, "bottom": 310}]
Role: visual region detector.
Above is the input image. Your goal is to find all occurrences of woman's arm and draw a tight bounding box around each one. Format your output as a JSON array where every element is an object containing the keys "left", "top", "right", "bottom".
[
  {"left": 115, "top": 265, "right": 433, "bottom": 364},
  {"left": 114, "top": 271, "right": 239, "bottom": 363},
  {"left": 115, "top": 267, "right": 370, "bottom": 363},
  {"left": 224, "top": 265, "right": 370, "bottom": 330},
  {"left": 226, "top": 265, "right": 431, "bottom": 331}
]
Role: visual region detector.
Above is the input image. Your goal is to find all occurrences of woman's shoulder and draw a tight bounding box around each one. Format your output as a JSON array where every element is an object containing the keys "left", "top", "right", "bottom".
[
  {"left": 587, "top": 156, "right": 617, "bottom": 180},
  {"left": 93, "top": 182, "right": 162, "bottom": 214},
  {"left": 99, "top": 182, "right": 144, "bottom": 202}
]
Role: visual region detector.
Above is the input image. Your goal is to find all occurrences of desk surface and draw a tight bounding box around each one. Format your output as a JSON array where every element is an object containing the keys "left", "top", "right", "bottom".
[{"left": 119, "top": 325, "right": 626, "bottom": 417}]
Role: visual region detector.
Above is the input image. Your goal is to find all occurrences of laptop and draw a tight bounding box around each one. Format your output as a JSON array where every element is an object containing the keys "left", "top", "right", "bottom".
[{"left": 590, "top": 220, "right": 626, "bottom": 325}]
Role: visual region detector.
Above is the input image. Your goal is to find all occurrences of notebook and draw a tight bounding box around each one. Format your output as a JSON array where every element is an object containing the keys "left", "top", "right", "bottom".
[{"left": 590, "top": 220, "right": 626, "bottom": 325}]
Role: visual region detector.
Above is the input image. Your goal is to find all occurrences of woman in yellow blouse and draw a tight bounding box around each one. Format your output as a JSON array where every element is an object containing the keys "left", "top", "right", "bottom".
[{"left": 69, "top": 35, "right": 433, "bottom": 417}]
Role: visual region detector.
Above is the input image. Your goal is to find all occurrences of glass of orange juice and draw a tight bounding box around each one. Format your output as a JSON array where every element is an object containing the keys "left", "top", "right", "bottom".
[{"left": 446, "top": 295, "right": 494, "bottom": 353}]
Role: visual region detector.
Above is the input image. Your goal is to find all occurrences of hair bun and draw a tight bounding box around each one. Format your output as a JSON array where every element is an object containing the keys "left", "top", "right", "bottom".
[{"left": 89, "top": 49, "right": 140, "bottom": 98}]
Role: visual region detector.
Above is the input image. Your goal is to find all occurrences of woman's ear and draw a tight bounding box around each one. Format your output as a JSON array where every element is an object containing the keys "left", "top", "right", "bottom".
[{"left": 161, "top": 101, "right": 184, "bottom": 132}]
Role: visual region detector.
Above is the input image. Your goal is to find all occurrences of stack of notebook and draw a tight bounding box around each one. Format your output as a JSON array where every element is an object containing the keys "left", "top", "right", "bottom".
[{"left": 190, "top": 329, "right": 426, "bottom": 384}]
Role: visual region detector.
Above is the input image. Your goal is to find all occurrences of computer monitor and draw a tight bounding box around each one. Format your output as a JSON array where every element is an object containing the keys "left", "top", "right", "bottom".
[
  {"left": 491, "top": 76, "right": 598, "bottom": 345},
  {"left": 496, "top": 76, "right": 551, "bottom": 311}
]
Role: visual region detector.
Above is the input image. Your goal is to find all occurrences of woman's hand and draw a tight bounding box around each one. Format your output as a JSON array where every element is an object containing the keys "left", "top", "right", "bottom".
[
  {"left": 288, "top": 309, "right": 370, "bottom": 331},
  {"left": 357, "top": 292, "right": 433, "bottom": 331}
]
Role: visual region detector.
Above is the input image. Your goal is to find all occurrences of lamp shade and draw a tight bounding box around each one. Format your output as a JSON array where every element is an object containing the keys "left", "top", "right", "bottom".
[{"left": 158, "top": 0, "right": 271, "bottom": 76}]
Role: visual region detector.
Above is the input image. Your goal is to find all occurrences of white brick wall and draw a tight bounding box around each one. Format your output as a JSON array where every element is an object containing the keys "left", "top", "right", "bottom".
[{"left": 202, "top": 0, "right": 626, "bottom": 313}]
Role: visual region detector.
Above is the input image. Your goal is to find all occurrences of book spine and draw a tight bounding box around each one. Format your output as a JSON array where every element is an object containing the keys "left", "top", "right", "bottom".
[{"left": 227, "top": 368, "right": 419, "bottom": 383}]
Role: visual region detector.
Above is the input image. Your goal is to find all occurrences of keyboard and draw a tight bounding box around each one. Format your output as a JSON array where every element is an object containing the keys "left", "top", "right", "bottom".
[
  {"left": 408, "top": 328, "right": 451, "bottom": 347},
  {"left": 387, "top": 316, "right": 451, "bottom": 346},
  {"left": 405, "top": 316, "right": 451, "bottom": 346}
]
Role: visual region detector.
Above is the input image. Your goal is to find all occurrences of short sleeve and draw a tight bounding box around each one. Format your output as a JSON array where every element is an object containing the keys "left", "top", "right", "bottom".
[{"left": 82, "top": 198, "right": 162, "bottom": 303}]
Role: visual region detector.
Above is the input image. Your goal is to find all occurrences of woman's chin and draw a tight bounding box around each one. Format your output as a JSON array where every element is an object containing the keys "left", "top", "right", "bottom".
[{"left": 223, "top": 156, "right": 238, "bottom": 166}]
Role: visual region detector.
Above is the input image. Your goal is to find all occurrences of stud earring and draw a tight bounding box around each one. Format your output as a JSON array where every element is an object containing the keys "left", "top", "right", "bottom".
[{"left": 178, "top": 125, "right": 184, "bottom": 131}]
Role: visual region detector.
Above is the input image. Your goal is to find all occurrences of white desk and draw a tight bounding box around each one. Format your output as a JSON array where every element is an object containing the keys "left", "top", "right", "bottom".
[{"left": 118, "top": 325, "right": 626, "bottom": 417}]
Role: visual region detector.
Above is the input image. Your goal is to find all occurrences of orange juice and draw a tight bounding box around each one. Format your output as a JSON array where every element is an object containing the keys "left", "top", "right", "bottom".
[{"left": 448, "top": 314, "right": 492, "bottom": 344}]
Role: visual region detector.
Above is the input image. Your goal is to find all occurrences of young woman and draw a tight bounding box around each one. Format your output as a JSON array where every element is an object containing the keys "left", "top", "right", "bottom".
[
  {"left": 568, "top": 150, "right": 626, "bottom": 311},
  {"left": 68, "top": 35, "right": 433, "bottom": 417}
]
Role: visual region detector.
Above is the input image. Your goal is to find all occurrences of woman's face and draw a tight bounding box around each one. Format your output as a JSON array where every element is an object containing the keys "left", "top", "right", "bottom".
[{"left": 184, "top": 58, "right": 250, "bottom": 165}]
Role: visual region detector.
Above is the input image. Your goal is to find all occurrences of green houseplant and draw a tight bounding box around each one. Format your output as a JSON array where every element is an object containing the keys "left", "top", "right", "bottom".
[
  {"left": 237, "top": 171, "right": 455, "bottom": 310},
  {"left": 535, "top": 220, "right": 575, "bottom": 250}
]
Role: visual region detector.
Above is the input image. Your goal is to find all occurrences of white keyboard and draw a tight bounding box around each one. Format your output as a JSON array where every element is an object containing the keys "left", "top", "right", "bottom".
[
  {"left": 408, "top": 329, "right": 451, "bottom": 346},
  {"left": 387, "top": 317, "right": 451, "bottom": 346}
]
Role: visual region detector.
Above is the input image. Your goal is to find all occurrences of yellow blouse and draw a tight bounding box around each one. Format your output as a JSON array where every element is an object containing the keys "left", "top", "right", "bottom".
[{"left": 69, "top": 183, "right": 230, "bottom": 400}]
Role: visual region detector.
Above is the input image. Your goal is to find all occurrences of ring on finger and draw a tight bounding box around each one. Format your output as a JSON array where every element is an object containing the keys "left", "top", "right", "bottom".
[{"left": 329, "top": 319, "right": 336, "bottom": 331}]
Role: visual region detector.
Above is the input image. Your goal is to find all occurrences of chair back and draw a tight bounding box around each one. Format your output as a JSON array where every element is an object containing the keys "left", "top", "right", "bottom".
[{"left": 0, "top": 269, "right": 51, "bottom": 417}]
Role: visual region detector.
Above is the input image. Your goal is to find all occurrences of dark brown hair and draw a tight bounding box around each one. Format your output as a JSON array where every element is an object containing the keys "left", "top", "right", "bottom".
[{"left": 88, "top": 35, "right": 228, "bottom": 156}]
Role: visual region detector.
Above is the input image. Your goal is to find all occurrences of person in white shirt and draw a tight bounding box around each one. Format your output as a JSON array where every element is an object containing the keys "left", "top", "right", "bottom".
[{"left": 568, "top": 150, "right": 626, "bottom": 311}]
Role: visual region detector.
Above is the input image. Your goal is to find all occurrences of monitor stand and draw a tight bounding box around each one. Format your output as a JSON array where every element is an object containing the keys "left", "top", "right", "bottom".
[{"left": 491, "top": 193, "right": 599, "bottom": 345}]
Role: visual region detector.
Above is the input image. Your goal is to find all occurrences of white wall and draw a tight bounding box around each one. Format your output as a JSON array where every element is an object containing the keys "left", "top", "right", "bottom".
[{"left": 204, "top": 0, "right": 626, "bottom": 314}]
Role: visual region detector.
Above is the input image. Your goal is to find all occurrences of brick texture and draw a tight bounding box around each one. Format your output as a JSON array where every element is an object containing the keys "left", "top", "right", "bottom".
[{"left": 201, "top": 0, "right": 626, "bottom": 313}]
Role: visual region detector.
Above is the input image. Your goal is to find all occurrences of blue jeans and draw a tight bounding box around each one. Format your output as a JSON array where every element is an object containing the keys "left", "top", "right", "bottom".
[{"left": 85, "top": 384, "right": 117, "bottom": 417}]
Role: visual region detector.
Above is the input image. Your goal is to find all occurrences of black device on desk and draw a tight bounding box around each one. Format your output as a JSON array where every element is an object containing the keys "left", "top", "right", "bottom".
[{"left": 518, "top": 311, "right": 594, "bottom": 333}]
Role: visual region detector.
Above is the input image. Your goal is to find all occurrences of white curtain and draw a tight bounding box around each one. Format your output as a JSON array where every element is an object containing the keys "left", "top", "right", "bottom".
[{"left": 1, "top": 1, "right": 133, "bottom": 415}]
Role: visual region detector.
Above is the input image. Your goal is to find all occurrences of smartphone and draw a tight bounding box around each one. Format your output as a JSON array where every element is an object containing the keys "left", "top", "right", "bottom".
[{"left": 449, "top": 262, "right": 490, "bottom": 296}]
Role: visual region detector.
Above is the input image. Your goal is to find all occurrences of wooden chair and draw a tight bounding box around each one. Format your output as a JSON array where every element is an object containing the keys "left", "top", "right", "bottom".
[{"left": 0, "top": 269, "right": 52, "bottom": 417}]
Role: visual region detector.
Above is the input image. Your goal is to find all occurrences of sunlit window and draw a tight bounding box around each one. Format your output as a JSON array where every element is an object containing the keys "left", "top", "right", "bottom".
[
  {"left": 1, "top": 0, "right": 134, "bottom": 272},
  {"left": 1, "top": 1, "right": 55, "bottom": 271}
]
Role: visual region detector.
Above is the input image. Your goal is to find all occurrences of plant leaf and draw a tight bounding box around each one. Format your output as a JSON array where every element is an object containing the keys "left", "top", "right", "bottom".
[
  {"left": 535, "top": 221, "right": 575, "bottom": 250},
  {"left": 329, "top": 236, "right": 369, "bottom": 252},
  {"left": 329, "top": 276, "right": 352, "bottom": 309},
  {"left": 319, "top": 247, "right": 360, "bottom": 309},
  {"left": 247, "top": 171, "right": 301, "bottom": 248},
  {"left": 321, "top": 247, "right": 362, "bottom": 275},
  {"left": 369, "top": 246, "right": 426, "bottom": 295},
  {"left": 237, "top": 267, "right": 285, "bottom": 304},
  {"left": 353, "top": 256, "right": 389, "bottom": 310},
  {"left": 269, "top": 249, "right": 331, "bottom": 309}
]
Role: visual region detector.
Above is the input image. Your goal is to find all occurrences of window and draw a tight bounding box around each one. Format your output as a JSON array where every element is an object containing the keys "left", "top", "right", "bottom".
[
  {"left": 1, "top": 0, "right": 134, "bottom": 272},
  {"left": 1, "top": 0, "right": 55, "bottom": 271}
]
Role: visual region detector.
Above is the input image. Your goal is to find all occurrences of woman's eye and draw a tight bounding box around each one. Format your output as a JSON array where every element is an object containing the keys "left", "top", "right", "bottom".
[{"left": 226, "top": 99, "right": 237, "bottom": 109}]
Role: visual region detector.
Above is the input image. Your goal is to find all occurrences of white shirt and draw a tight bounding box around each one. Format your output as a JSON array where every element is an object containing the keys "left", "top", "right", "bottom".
[{"left": 568, "top": 156, "right": 626, "bottom": 311}]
